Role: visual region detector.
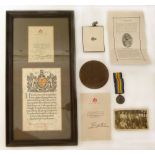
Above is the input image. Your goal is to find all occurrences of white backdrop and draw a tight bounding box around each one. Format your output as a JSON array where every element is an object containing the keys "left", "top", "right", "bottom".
[{"left": 0, "top": 5, "right": 155, "bottom": 149}]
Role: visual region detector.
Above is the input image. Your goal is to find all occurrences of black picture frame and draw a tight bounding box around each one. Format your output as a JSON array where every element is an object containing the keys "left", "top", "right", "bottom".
[{"left": 6, "top": 11, "right": 77, "bottom": 146}]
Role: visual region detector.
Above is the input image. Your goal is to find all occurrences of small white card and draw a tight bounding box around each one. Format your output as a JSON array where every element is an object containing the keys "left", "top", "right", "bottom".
[
  {"left": 82, "top": 26, "right": 105, "bottom": 52},
  {"left": 80, "top": 93, "right": 111, "bottom": 141}
]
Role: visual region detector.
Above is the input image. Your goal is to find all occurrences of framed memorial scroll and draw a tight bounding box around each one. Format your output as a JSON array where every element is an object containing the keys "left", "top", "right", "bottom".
[{"left": 6, "top": 11, "right": 77, "bottom": 146}]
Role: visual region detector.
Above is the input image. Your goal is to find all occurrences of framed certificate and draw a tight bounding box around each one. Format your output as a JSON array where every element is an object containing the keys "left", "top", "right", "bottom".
[{"left": 6, "top": 11, "right": 77, "bottom": 146}]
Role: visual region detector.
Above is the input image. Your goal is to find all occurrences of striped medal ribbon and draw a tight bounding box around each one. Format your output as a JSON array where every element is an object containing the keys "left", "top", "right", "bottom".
[{"left": 113, "top": 72, "right": 125, "bottom": 104}]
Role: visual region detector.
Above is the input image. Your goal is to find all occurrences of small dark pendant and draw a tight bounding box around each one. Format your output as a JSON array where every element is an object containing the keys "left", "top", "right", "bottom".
[{"left": 116, "top": 95, "right": 125, "bottom": 104}]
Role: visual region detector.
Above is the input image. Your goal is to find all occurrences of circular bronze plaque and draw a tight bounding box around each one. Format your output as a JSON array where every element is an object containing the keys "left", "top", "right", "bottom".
[
  {"left": 116, "top": 95, "right": 125, "bottom": 104},
  {"left": 79, "top": 60, "right": 109, "bottom": 89}
]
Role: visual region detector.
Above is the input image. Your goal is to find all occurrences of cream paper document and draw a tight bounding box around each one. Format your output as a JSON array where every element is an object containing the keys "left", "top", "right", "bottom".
[
  {"left": 22, "top": 68, "right": 61, "bottom": 131},
  {"left": 28, "top": 26, "right": 54, "bottom": 63},
  {"left": 83, "top": 26, "right": 105, "bottom": 52},
  {"left": 108, "top": 11, "right": 150, "bottom": 64},
  {"left": 80, "top": 93, "right": 111, "bottom": 140}
]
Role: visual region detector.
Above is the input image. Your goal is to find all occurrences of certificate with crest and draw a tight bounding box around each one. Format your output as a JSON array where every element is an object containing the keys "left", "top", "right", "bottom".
[
  {"left": 6, "top": 11, "right": 77, "bottom": 146},
  {"left": 22, "top": 68, "right": 61, "bottom": 131},
  {"left": 80, "top": 93, "right": 111, "bottom": 140}
]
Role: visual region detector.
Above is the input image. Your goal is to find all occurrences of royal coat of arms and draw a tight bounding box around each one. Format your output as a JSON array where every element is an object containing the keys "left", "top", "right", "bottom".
[{"left": 27, "top": 70, "right": 57, "bottom": 92}]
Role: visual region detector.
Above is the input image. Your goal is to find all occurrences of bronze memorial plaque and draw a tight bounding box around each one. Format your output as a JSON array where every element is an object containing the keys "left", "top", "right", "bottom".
[{"left": 79, "top": 60, "right": 109, "bottom": 89}]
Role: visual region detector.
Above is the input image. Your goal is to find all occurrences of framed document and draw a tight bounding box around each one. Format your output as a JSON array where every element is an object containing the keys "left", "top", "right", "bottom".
[
  {"left": 82, "top": 26, "right": 105, "bottom": 52},
  {"left": 6, "top": 11, "right": 77, "bottom": 146}
]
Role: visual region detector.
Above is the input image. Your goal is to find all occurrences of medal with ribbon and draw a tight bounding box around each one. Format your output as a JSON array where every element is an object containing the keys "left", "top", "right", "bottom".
[{"left": 113, "top": 72, "right": 125, "bottom": 104}]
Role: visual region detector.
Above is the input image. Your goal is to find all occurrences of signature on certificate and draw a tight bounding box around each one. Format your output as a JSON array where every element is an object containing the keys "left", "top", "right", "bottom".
[{"left": 88, "top": 122, "right": 107, "bottom": 129}]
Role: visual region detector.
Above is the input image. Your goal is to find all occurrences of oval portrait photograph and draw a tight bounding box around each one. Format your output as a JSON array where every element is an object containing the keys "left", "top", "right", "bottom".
[{"left": 122, "top": 33, "right": 133, "bottom": 48}]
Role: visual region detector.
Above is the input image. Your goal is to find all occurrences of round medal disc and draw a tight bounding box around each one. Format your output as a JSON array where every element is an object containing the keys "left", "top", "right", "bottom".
[
  {"left": 79, "top": 60, "right": 109, "bottom": 89},
  {"left": 116, "top": 95, "right": 125, "bottom": 104}
]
